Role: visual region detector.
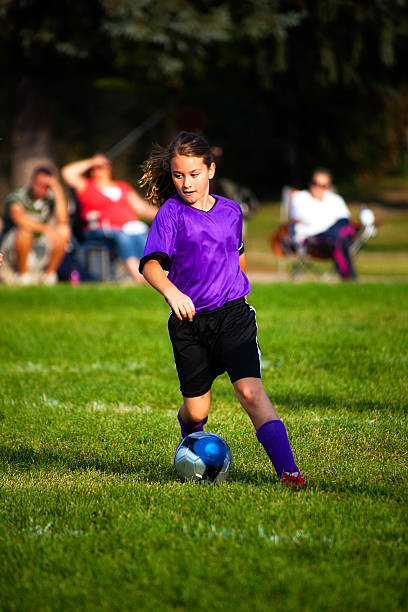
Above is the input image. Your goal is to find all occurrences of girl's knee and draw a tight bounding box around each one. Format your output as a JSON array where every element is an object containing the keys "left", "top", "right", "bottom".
[
  {"left": 182, "top": 394, "right": 211, "bottom": 423},
  {"left": 234, "top": 379, "right": 264, "bottom": 407},
  {"left": 233, "top": 378, "right": 278, "bottom": 426},
  {"left": 182, "top": 408, "right": 207, "bottom": 424}
]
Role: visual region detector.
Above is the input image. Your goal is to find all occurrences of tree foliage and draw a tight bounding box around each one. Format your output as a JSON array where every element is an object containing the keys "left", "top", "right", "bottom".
[{"left": 0, "top": 0, "right": 407, "bottom": 192}]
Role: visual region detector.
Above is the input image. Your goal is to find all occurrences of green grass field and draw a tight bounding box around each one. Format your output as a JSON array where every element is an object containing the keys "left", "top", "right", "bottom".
[{"left": 1, "top": 282, "right": 407, "bottom": 611}]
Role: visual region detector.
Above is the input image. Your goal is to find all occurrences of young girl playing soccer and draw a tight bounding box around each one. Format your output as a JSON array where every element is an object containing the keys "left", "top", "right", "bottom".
[{"left": 139, "top": 131, "right": 305, "bottom": 488}]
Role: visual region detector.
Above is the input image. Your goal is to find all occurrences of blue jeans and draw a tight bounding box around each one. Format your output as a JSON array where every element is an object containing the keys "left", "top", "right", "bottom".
[
  {"left": 307, "top": 218, "right": 357, "bottom": 279},
  {"left": 83, "top": 228, "right": 147, "bottom": 261}
]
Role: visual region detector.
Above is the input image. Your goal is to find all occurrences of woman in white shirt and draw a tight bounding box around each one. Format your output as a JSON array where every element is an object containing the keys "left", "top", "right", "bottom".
[{"left": 290, "top": 168, "right": 357, "bottom": 279}]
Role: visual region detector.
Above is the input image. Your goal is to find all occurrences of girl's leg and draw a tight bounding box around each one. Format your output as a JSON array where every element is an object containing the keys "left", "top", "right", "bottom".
[
  {"left": 233, "top": 377, "right": 301, "bottom": 479},
  {"left": 178, "top": 390, "right": 211, "bottom": 439},
  {"left": 233, "top": 377, "right": 278, "bottom": 429}
]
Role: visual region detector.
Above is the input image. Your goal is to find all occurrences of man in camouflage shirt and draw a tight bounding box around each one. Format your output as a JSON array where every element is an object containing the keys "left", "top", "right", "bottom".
[{"left": 1, "top": 166, "right": 70, "bottom": 284}]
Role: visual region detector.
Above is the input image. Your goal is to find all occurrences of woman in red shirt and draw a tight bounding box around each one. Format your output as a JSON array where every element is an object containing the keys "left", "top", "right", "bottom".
[{"left": 62, "top": 154, "right": 156, "bottom": 283}]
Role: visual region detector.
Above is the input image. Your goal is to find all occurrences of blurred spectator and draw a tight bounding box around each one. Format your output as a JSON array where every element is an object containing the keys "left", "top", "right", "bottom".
[
  {"left": 61, "top": 154, "right": 156, "bottom": 283},
  {"left": 1, "top": 167, "right": 70, "bottom": 284},
  {"left": 290, "top": 168, "right": 357, "bottom": 279}
]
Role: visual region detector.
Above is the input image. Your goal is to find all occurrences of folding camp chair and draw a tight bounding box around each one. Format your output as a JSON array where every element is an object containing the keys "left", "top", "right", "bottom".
[{"left": 270, "top": 186, "right": 378, "bottom": 278}]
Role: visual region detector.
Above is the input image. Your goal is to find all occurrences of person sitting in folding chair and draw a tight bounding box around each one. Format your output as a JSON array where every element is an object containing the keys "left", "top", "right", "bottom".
[
  {"left": 61, "top": 154, "right": 157, "bottom": 284},
  {"left": 289, "top": 168, "right": 357, "bottom": 280}
]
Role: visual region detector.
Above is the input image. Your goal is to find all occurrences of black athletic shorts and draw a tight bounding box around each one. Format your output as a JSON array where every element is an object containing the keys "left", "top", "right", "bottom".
[{"left": 168, "top": 297, "right": 261, "bottom": 398}]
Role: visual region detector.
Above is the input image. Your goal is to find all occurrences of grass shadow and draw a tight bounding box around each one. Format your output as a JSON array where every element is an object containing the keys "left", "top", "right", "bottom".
[
  {"left": 0, "top": 445, "right": 177, "bottom": 483},
  {"left": 1, "top": 445, "right": 282, "bottom": 487},
  {"left": 228, "top": 467, "right": 277, "bottom": 486},
  {"left": 1, "top": 446, "right": 404, "bottom": 499},
  {"left": 271, "top": 392, "right": 407, "bottom": 413}
]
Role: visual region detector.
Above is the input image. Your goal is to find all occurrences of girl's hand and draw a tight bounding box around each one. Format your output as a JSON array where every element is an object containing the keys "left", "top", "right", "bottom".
[
  {"left": 165, "top": 287, "right": 196, "bottom": 321},
  {"left": 141, "top": 259, "right": 195, "bottom": 320}
]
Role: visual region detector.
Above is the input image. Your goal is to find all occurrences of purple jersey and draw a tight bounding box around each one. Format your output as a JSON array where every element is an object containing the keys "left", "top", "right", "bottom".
[{"left": 140, "top": 194, "right": 251, "bottom": 312}]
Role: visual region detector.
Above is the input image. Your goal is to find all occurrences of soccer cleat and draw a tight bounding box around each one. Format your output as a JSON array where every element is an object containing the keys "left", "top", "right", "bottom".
[{"left": 281, "top": 471, "right": 306, "bottom": 489}]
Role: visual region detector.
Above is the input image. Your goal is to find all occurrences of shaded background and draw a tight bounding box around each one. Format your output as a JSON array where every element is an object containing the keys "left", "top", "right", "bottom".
[{"left": 0, "top": 0, "right": 407, "bottom": 201}]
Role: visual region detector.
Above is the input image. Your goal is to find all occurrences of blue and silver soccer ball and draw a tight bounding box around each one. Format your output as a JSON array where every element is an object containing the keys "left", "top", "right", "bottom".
[{"left": 174, "top": 431, "right": 233, "bottom": 483}]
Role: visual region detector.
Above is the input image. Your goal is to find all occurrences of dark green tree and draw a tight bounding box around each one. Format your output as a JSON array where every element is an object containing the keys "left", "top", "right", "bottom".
[
  {"left": 0, "top": 0, "right": 407, "bottom": 192},
  {"left": 219, "top": 0, "right": 408, "bottom": 187},
  {"left": 0, "top": 0, "right": 234, "bottom": 185}
]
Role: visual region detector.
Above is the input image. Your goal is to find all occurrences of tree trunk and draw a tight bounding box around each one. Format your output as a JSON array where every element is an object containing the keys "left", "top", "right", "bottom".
[{"left": 11, "top": 77, "right": 56, "bottom": 188}]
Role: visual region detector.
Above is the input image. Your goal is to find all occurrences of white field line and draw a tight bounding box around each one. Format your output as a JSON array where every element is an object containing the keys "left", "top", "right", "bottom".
[
  {"left": 183, "top": 523, "right": 407, "bottom": 549},
  {"left": 4, "top": 361, "right": 146, "bottom": 374}
]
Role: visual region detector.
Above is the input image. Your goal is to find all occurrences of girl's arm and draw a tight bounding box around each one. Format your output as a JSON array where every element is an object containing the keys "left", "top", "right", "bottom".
[
  {"left": 239, "top": 252, "right": 247, "bottom": 274},
  {"left": 142, "top": 259, "right": 196, "bottom": 321}
]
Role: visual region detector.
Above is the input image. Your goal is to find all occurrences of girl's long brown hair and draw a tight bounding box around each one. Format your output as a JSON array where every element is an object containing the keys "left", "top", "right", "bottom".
[{"left": 139, "top": 131, "right": 214, "bottom": 207}]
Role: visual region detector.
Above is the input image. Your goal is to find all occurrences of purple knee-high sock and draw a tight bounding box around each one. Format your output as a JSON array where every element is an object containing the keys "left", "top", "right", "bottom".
[
  {"left": 178, "top": 410, "right": 208, "bottom": 439},
  {"left": 256, "top": 420, "right": 299, "bottom": 477}
]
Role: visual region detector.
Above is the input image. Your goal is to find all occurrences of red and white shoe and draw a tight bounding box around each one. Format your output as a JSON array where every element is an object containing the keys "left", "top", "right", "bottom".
[{"left": 281, "top": 471, "right": 306, "bottom": 489}]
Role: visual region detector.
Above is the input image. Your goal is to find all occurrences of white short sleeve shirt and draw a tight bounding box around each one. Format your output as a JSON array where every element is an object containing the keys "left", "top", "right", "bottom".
[{"left": 290, "top": 189, "right": 351, "bottom": 242}]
